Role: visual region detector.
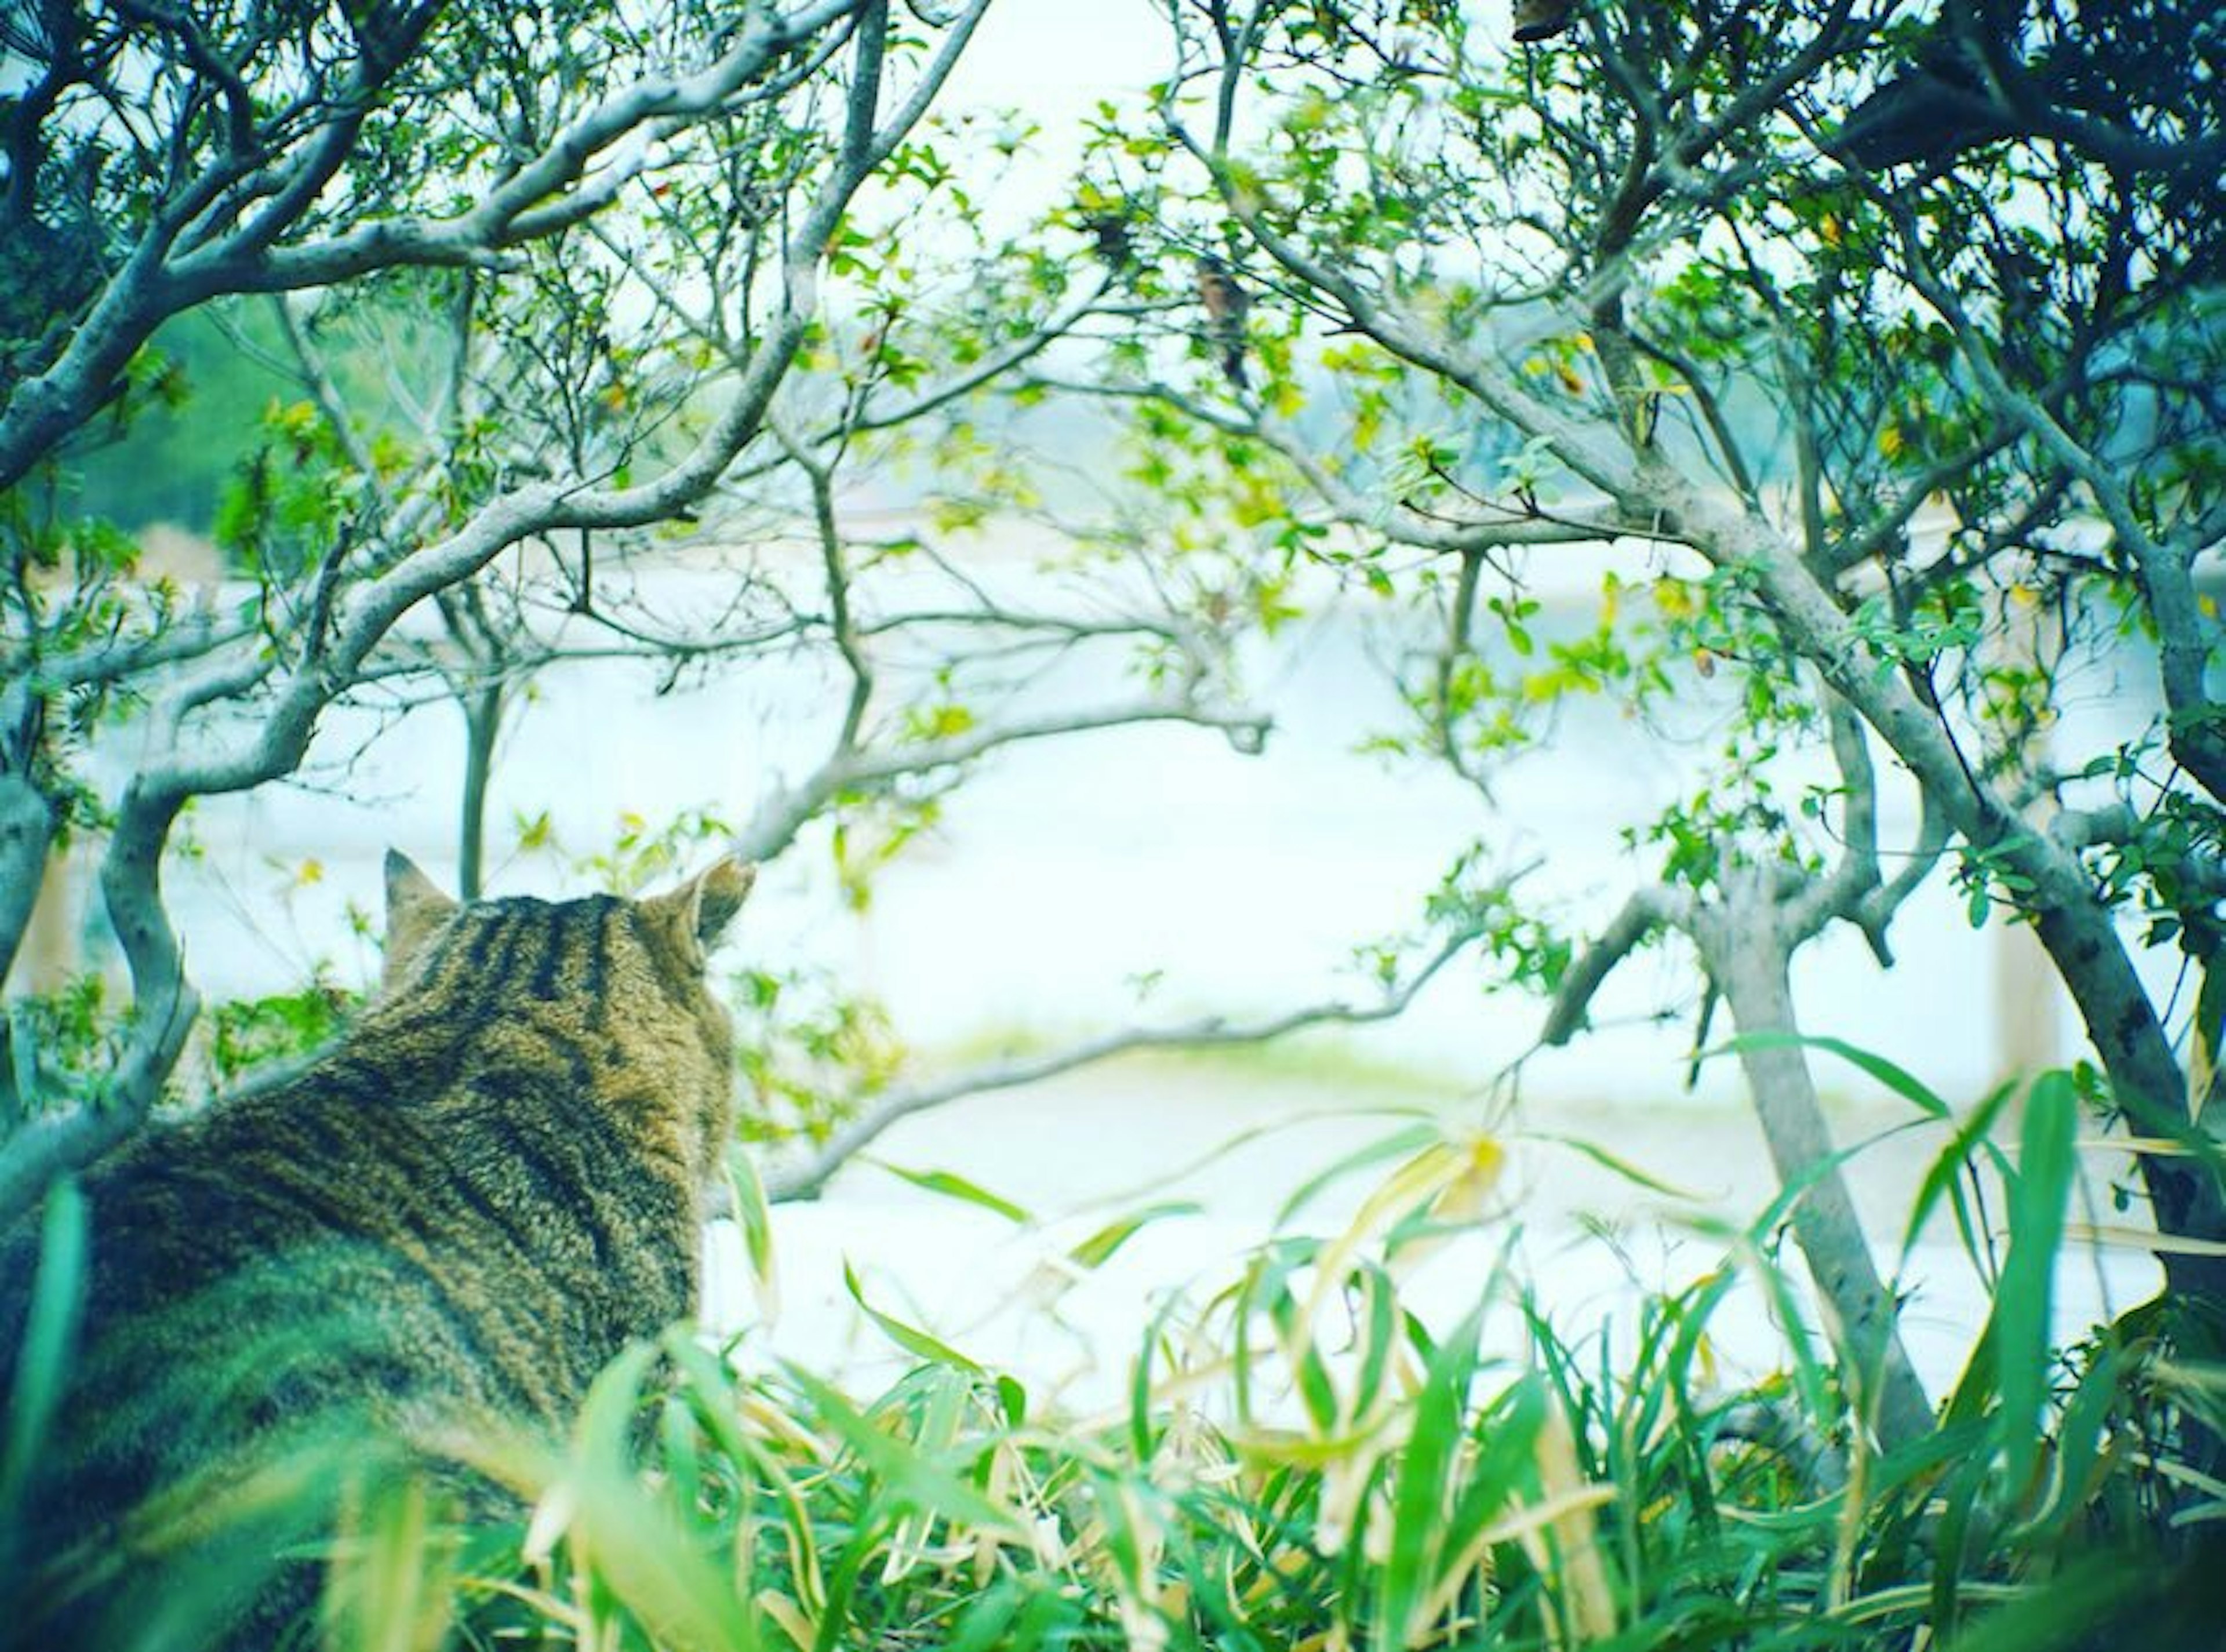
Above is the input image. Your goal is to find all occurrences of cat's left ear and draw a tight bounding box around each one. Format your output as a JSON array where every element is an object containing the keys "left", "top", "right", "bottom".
[{"left": 649, "top": 856, "right": 755, "bottom": 961}]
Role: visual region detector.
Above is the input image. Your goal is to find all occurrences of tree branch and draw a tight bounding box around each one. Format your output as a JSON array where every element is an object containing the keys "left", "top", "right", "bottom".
[
  {"left": 761, "top": 912, "right": 1486, "bottom": 1202},
  {"left": 1540, "top": 885, "right": 1690, "bottom": 1049}
]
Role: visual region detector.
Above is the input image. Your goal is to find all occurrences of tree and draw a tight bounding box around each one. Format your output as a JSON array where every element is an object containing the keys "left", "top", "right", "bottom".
[
  {"left": 1, "top": 0, "right": 1007, "bottom": 1221},
  {"left": 5, "top": 0, "right": 1469, "bottom": 1238},
  {"left": 1021, "top": 0, "right": 2223, "bottom": 1448}
]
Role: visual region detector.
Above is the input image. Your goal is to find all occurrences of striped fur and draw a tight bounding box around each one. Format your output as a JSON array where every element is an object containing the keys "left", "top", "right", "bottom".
[{"left": 0, "top": 851, "right": 754, "bottom": 1649}]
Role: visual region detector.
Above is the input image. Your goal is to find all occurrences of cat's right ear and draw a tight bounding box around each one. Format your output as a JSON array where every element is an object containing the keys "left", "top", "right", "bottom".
[{"left": 382, "top": 850, "right": 458, "bottom": 988}]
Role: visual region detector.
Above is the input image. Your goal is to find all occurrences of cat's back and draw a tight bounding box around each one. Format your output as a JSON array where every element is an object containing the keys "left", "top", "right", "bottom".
[{"left": 0, "top": 852, "right": 754, "bottom": 1650}]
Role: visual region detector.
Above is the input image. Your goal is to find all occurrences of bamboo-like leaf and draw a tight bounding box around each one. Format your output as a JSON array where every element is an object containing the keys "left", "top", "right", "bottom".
[
  {"left": 1725, "top": 1031, "right": 1951, "bottom": 1118},
  {"left": 2061, "top": 1222, "right": 2226, "bottom": 1257},
  {"left": 543, "top": 1340, "right": 754, "bottom": 1649},
  {"left": 1303, "top": 1140, "right": 1478, "bottom": 1330},
  {"left": 562, "top": 1478, "right": 759, "bottom": 1652},
  {"left": 658, "top": 1392, "right": 702, "bottom": 1519},
  {"left": 1269, "top": 1282, "right": 1341, "bottom": 1439},
  {"left": 726, "top": 1145, "right": 780, "bottom": 1324},
  {"left": 1129, "top": 1290, "right": 1190, "bottom": 1461},
  {"left": 782, "top": 1364, "right": 1024, "bottom": 1538},
  {"left": 843, "top": 1257, "right": 982, "bottom": 1373},
  {"left": 572, "top": 1340, "right": 660, "bottom": 1470},
  {"left": 319, "top": 1475, "right": 453, "bottom": 1652},
  {"left": 1378, "top": 1302, "right": 1485, "bottom": 1649},
  {"left": 1, "top": 1176, "right": 85, "bottom": 1539},
  {"left": 2027, "top": 1337, "right": 2126, "bottom": 1541},
  {"left": 882, "top": 1367, "right": 972, "bottom": 1584},
  {"left": 1898, "top": 1078, "right": 2017, "bottom": 1270},
  {"left": 1430, "top": 1372, "right": 1548, "bottom": 1621},
  {"left": 2074, "top": 1136, "right": 2196, "bottom": 1156},
  {"left": 1347, "top": 1264, "right": 1403, "bottom": 1432},
  {"left": 874, "top": 1160, "right": 1035, "bottom": 1225},
  {"left": 1529, "top": 1131, "right": 1705, "bottom": 1199},
  {"left": 1272, "top": 1120, "right": 1443, "bottom": 1228},
  {"left": 1067, "top": 1201, "right": 1203, "bottom": 1270},
  {"left": 1996, "top": 1069, "right": 2077, "bottom": 1496}
]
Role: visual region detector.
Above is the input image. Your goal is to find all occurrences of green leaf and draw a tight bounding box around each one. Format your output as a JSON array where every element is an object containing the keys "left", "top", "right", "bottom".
[
  {"left": 843, "top": 1258, "right": 981, "bottom": 1374},
  {"left": 1379, "top": 1302, "right": 1485, "bottom": 1647},
  {"left": 1067, "top": 1201, "right": 1203, "bottom": 1270},
  {"left": 1897, "top": 1078, "right": 2018, "bottom": 1270},
  {"left": 1995, "top": 1070, "right": 2078, "bottom": 1494},
  {"left": 0, "top": 1178, "right": 86, "bottom": 1540},
  {"left": 1438, "top": 1373, "right": 1548, "bottom": 1596},
  {"left": 1531, "top": 1131, "right": 1705, "bottom": 1199},
  {"left": 874, "top": 1161, "right": 1034, "bottom": 1225},
  {"left": 1725, "top": 1032, "right": 1951, "bottom": 1119},
  {"left": 560, "top": 1342, "right": 759, "bottom": 1652},
  {"left": 1273, "top": 1121, "right": 1442, "bottom": 1228},
  {"left": 783, "top": 1364, "right": 1024, "bottom": 1537},
  {"left": 726, "top": 1144, "right": 779, "bottom": 1320}
]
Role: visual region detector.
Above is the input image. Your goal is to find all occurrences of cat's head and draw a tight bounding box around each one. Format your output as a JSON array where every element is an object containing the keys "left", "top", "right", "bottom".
[{"left": 378, "top": 852, "right": 755, "bottom": 1003}]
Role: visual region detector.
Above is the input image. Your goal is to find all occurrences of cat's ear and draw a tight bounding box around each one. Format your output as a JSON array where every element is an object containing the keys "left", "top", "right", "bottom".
[
  {"left": 646, "top": 856, "right": 755, "bottom": 962},
  {"left": 382, "top": 850, "right": 458, "bottom": 985}
]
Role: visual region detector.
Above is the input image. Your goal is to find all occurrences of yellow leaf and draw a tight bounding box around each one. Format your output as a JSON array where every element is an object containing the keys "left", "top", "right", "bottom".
[
  {"left": 1878, "top": 425, "right": 1904, "bottom": 459},
  {"left": 756, "top": 1590, "right": 816, "bottom": 1651},
  {"left": 295, "top": 858, "right": 324, "bottom": 887},
  {"left": 1430, "top": 1134, "right": 1506, "bottom": 1224},
  {"left": 2063, "top": 1223, "right": 2226, "bottom": 1258}
]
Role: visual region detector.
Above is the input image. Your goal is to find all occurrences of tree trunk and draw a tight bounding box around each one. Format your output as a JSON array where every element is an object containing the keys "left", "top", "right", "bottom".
[
  {"left": 0, "top": 776, "right": 57, "bottom": 989},
  {"left": 1697, "top": 876, "right": 1936, "bottom": 1453},
  {"left": 2032, "top": 901, "right": 2226, "bottom": 1307},
  {"left": 456, "top": 682, "right": 503, "bottom": 901}
]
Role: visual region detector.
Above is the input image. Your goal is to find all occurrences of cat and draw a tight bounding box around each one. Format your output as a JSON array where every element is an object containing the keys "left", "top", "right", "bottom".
[{"left": 0, "top": 850, "right": 754, "bottom": 1650}]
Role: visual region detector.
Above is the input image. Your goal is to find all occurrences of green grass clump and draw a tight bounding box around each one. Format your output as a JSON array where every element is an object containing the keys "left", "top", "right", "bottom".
[{"left": 10, "top": 1065, "right": 2225, "bottom": 1651}]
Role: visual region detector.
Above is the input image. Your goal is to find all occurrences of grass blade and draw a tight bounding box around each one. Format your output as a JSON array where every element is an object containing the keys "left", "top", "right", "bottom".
[
  {"left": 1, "top": 1176, "right": 86, "bottom": 1560},
  {"left": 843, "top": 1258, "right": 981, "bottom": 1374},
  {"left": 1725, "top": 1032, "right": 1952, "bottom": 1119},
  {"left": 872, "top": 1162, "right": 1034, "bottom": 1225},
  {"left": 1379, "top": 1302, "right": 1484, "bottom": 1648},
  {"left": 1996, "top": 1070, "right": 2077, "bottom": 1495},
  {"left": 1067, "top": 1202, "right": 1203, "bottom": 1271}
]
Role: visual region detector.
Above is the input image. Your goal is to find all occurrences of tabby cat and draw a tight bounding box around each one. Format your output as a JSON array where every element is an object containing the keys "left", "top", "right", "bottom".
[{"left": 0, "top": 850, "right": 755, "bottom": 1650}]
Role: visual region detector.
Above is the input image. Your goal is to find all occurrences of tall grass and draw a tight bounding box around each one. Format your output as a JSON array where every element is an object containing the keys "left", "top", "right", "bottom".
[{"left": 9, "top": 1062, "right": 2224, "bottom": 1650}]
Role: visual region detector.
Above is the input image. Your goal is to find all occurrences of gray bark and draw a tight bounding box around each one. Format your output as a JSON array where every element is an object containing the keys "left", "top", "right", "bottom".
[
  {"left": 457, "top": 683, "right": 503, "bottom": 902},
  {"left": 1694, "top": 875, "right": 1936, "bottom": 1453},
  {"left": 0, "top": 776, "right": 56, "bottom": 989}
]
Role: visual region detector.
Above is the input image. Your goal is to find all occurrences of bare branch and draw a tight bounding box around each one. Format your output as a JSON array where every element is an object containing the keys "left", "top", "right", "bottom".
[
  {"left": 1540, "top": 885, "right": 1692, "bottom": 1049},
  {"left": 731, "top": 691, "right": 1270, "bottom": 867},
  {"left": 762, "top": 912, "right": 1486, "bottom": 1202}
]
